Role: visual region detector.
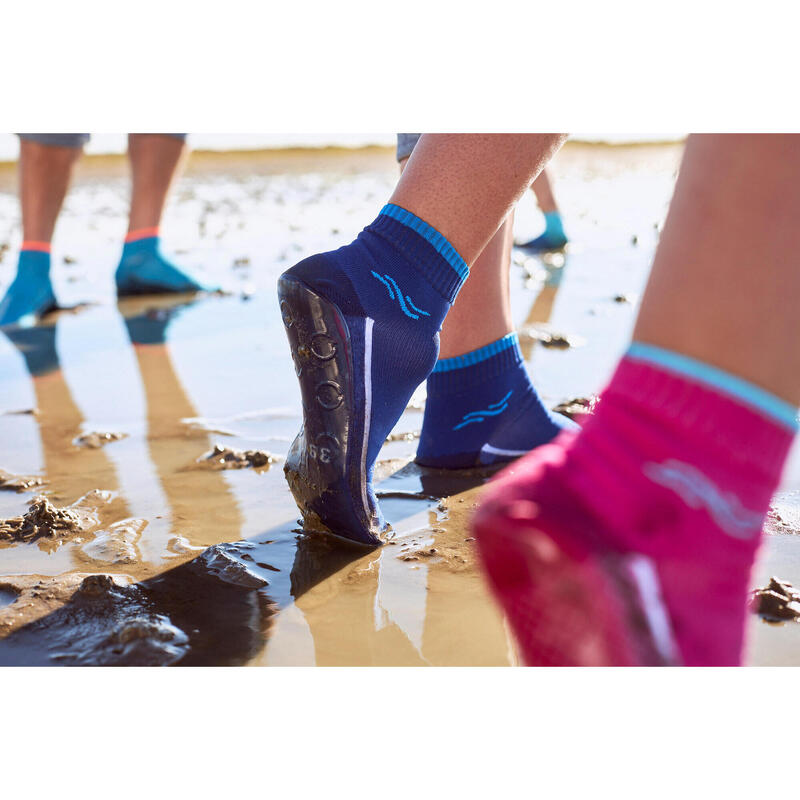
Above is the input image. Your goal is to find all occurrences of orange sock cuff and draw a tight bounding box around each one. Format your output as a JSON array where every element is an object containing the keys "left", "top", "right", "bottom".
[
  {"left": 21, "top": 240, "right": 51, "bottom": 253},
  {"left": 125, "top": 227, "right": 160, "bottom": 243}
]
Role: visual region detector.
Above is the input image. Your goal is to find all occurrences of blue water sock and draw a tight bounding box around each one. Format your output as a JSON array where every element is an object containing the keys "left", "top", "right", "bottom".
[
  {"left": 0, "top": 248, "right": 57, "bottom": 328},
  {"left": 518, "top": 211, "right": 568, "bottom": 253},
  {"left": 116, "top": 232, "right": 216, "bottom": 296},
  {"left": 278, "top": 203, "right": 468, "bottom": 546},
  {"left": 416, "top": 332, "right": 577, "bottom": 468}
]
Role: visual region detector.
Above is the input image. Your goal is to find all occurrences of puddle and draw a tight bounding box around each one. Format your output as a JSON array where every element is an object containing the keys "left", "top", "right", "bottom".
[{"left": 0, "top": 586, "right": 18, "bottom": 609}]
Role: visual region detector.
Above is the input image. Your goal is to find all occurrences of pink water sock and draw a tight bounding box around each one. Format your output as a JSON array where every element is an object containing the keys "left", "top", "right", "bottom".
[{"left": 473, "top": 344, "right": 797, "bottom": 666}]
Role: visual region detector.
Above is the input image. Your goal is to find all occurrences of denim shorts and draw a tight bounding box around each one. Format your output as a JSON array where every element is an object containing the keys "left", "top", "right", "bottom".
[
  {"left": 18, "top": 133, "right": 187, "bottom": 148},
  {"left": 396, "top": 133, "right": 422, "bottom": 162}
]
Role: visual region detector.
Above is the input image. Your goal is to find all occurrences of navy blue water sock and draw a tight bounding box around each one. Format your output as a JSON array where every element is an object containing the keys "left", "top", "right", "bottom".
[
  {"left": 416, "top": 332, "right": 577, "bottom": 469},
  {"left": 0, "top": 248, "right": 57, "bottom": 328},
  {"left": 278, "top": 203, "right": 468, "bottom": 546},
  {"left": 518, "top": 211, "right": 568, "bottom": 253},
  {"left": 116, "top": 232, "right": 216, "bottom": 296}
]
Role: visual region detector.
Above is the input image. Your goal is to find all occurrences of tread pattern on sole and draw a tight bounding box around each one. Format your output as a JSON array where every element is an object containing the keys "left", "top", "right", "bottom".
[{"left": 278, "top": 274, "right": 382, "bottom": 548}]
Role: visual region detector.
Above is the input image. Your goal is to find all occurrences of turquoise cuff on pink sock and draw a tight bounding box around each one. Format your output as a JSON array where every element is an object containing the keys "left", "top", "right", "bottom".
[
  {"left": 627, "top": 342, "right": 798, "bottom": 432},
  {"left": 578, "top": 350, "right": 797, "bottom": 534}
]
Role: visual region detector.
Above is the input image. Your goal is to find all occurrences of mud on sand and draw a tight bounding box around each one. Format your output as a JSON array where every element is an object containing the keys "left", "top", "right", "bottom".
[
  {"left": 0, "top": 468, "right": 46, "bottom": 492},
  {"left": 196, "top": 444, "right": 279, "bottom": 470},
  {"left": 0, "top": 492, "right": 106, "bottom": 544}
]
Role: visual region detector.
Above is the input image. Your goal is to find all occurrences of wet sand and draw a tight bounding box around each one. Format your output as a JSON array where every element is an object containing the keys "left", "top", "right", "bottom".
[{"left": 2, "top": 141, "right": 799, "bottom": 666}]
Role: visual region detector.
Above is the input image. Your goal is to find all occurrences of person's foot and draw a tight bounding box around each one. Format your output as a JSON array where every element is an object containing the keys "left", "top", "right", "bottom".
[
  {"left": 279, "top": 204, "right": 468, "bottom": 547},
  {"left": 473, "top": 349, "right": 795, "bottom": 666},
  {"left": 415, "top": 332, "right": 577, "bottom": 469},
  {"left": 473, "top": 431, "right": 681, "bottom": 666},
  {"left": 516, "top": 230, "right": 568, "bottom": 253},
  {"left": 0, "top": 248, "right": 57, "bottom": 328},
  {"left": 517, "top": 211, "right": 568, "bottom": 253},
  {"left": 115, "top": 230, "right": 216, "bottom": 296}
]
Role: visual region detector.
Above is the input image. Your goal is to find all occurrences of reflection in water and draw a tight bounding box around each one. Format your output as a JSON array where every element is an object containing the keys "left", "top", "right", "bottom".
[
  {"left": 1, "top": 295, "right": 244, "bottom": 571},
  {"left": 273, "top": 464, "right": 514, "bottom": 667},
  {"left": 1, "top": 299, "right": 260, "bottom": 665},
  {"left": 2, "top": 324, "right": 131, "bottom": 526},
  {"left": 119, "top": 298, "right": 243, "bottom": 554},
  {"left": 517, "top": 253, "right": 569, "bottom": 362}
]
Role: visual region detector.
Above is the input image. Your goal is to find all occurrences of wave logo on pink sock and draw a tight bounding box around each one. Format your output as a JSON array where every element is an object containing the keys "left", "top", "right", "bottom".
[{"left": 642, "top": 459, "right": 763, "bottom": 539}]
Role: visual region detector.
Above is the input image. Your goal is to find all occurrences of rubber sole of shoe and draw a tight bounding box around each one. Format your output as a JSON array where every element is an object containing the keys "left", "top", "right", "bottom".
[{"left": 278, "top": 273, "right": 383, "bottom": 548}]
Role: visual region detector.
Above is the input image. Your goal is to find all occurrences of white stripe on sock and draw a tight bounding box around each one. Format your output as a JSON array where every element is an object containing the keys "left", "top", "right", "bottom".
[
  {"left": 481, "top": 443, "right": 529, "bottom": 458},
  {"left": 360, "top": 318, "right": 374, "bottom": 519},
  {"left": 626, "top": 554, "right": 679, "bottom": 665}
]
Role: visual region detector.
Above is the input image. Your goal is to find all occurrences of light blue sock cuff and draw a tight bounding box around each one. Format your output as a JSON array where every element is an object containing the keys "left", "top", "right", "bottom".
[
  {"left": 380, "top": 204, "right": 469, "bottom": 283},
  {"left": 627, "top": 341, "right": 799, "bottom": 432},
  {"left": 433, "top": 332, "right": 521, "bottom": 373}
]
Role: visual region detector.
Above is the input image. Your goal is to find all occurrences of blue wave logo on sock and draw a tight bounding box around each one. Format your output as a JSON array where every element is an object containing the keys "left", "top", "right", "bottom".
[
  {"left": 371, "top": 270, "right": 430, "bottom": 320},
  {"left": 452, "top": 391, "right": 513, "bottom": 430}
]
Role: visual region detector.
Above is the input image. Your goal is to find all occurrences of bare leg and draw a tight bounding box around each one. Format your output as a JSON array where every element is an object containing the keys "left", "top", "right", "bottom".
[
  {"left": 116, "top": 135, "right": 213, "bottom": 295},
  {"left": 126, "top": 134, "right": 187, "bottom": 233},
  {"left": 0, "top": 141, "right": 83, "bottom": 325},
  {"left": 398, "top": 153, "right": 515, "bottom": 358},
  {"left": 530, "top": 169, "right": 559, "bottom": 214},
  {"left": 439, "top": 214, "right": 514, "bottom": 358},
  {"left": 391, "top": 134, "right": 567, "bottom": 266},
  {"left": 19, "top": 140, "right": 82, "bottom": 243},
  {"left": 635, "top": 134, "right": 800, "bottom": 404}
]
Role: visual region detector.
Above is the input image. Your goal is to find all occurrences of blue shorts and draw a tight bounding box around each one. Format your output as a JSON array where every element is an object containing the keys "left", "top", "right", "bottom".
[
  {"left": 396, "top": 133, "right": 422, "bottom": 162},
  {"left": 17, "top": 133, "right": 187, "bottom": 148}
]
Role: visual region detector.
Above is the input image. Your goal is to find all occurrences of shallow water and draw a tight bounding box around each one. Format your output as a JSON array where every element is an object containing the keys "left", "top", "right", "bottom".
[
  {"left": 1, "top": 142, "right": 799, "bottom": 665},
  {"left": 0, "top": 586, "right": 17, "bottom": 608}
]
